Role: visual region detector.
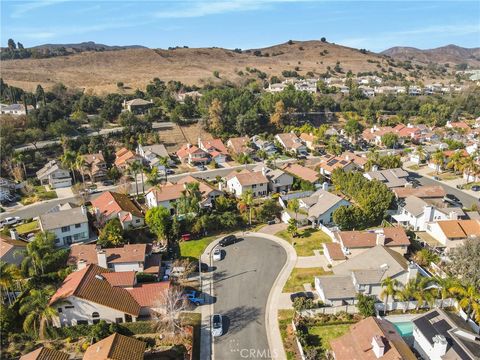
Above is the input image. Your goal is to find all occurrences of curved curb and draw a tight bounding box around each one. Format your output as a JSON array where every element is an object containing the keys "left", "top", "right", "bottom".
[{"left": 244, "top": 232, "right": 297, "bottom": 360}]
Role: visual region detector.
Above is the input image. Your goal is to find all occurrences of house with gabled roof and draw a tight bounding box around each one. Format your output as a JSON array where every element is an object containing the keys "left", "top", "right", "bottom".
[
  {"left": 0, "top": 234, "right": 27, "bottom": 266},
  {"left": 123, "top": 98, "right": 153, "bottom": 114},
  {"left": 280, "top": 162, "right": 321, "bottom": 185},
  {"left": 227, "top": 136, "right": 253, "bottom": 155},
  {"left": 36, "top": 160, "right": 72, "bottom": 189},
  {"left": 114, "top": 148, "right": 141, "bottom": 170},
  {"left": 84, "top": 333, "right": 146, "bottom": 360},
  {"left": 363, "top": 168, "right": 409, "bottom": 189},
  {"left": 19, "top": 347, "right": 69, "bottom": 360},
  {"left": 252, "top": 165, "right": 293, "bottom": 193},
  {"left": 275, "top": 132, "right": 308, "bottom": 154},
  {"left": 81, "top": 153, "right": 108, "bottom": 182},
  {"left": 91, "top": 191, "right": 144, "bottom": 229},
  {"left": 176, "top": 144, "right": 210, "bottom": 166},
  {"left": 315, "top": 246, "right": 418, "bottom": 305},
  {"left": 316, "top": 154, "right": 357, "bottom": 177},
  {"left": 198, "top": 138, "right": 229, "bottom": 164},
  {"left": 226, "top": 169, "right": 268, "bottom": 198},
  {"left": 426, "top": 219, "right": 480, "bottom": 250},
  {"left": 136, "top": 143, "right": 172, "bottom": 172}
]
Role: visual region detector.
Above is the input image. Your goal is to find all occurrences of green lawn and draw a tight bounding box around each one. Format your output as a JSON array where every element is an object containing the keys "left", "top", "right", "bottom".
[
  {"left": 21, "top": 186, "right": 57, "bottom": 205},
  {"left": 308, "top": 324, "right": 351, "bottom": 350},
  {"left": 427, "top": 171, "right": 460, "bottom": 181},
  {"left": 15, "top": 220, "right": 38, "bottom": 235},
  {"left": 276, "top": 228, "right": 332, "bottom": 256},
  {"left": 283, "top": 267, "right": 332, "bottom": 293},
  {"left": 278, "top": 310, "right": 297, "bottom": 360}
]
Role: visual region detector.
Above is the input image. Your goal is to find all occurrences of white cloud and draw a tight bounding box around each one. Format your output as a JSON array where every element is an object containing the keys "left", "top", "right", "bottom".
[{"left": 10, "top": 0, "right": 70, "bottom": 18}]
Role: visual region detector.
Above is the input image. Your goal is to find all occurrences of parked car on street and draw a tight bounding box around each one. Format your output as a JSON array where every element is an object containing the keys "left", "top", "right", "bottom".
[
  {"left": 471, "top": 185, "right": 480, "bottom": 192},
  {"left": 0, "top": 216, "right": 20, "bottom": 227},
  {"left": 219, "top": 235, "right": 238, "bottom": 247},
  {"left": 213, "top": 248, "right": 222, "bottom": 261},
  {"left": 184, "top": 290, "right": 205, "bottom": 306},
  {"left": 290, "top": 291, "right": 315, "bottom": 301},
  {"left": 443, "top": 194, "right": 462, "bottom": 207},
  {"left": 212, "top": 314, "right": 223, "bottom": 337}
]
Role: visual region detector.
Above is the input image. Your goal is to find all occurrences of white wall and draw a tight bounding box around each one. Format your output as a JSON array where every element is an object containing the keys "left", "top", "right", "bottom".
[
  {"left": 48, "top": 222, "right": 89, "bottom": 247},
  {"left": 112, "top": 262, "right": 144, "bottom": 272},
  {"left": 53, "top": 296, "right": 136, "bottom": 327}
]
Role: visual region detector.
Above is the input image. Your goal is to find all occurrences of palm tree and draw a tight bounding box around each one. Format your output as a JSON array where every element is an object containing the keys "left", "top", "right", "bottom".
[
  {"left": 380, "top": 277, "right": 400, "bottom": 314},
  {"left": 128, "top": 160, "right": 143, "bottom": 197},
  {"left": 412, "top": 276, "right": 436, "bottom": 310},
  {"left": 257, "top": 149, "right": 268, "bottom": 162},
  {"left": 239, "top": 190, "right": 254, "bottom": 226},
  {"left": 12, "top": 152, "right": 27, "bottom": 179},
  {"left": 431, "top": 150, "right": 445, "bottom": 174},
  {"left": 288, "top": 198, "right": 300, "bottom": 222},
  {"left": 158, "top": 157, "right": 170, "bottom": 182},
  {"left": 75, "top": 154, "right": 86, "bottom": 184},
  {"left": 449, "top": 283, "right": 480, "bottom": 323},
  {"left": 434, "top": 277, "right": 457, "bottom": 309},
  {"left": 19, "top": 286, "right": 57, "bottom": 339},
  {"left": 177, "top": 182, "right": 201, "bottom": 215},
  {"left": 269, "top": 153, "right": 279, "bottom": 169},
  {"left": 396, "top": 282, "right": 414, "bottom": 313},
  {"left": 61, "top": 150, "right": 78, "bottom": 183},
  {"left": 446, "top": 151, "right": 463, "bottom": 175},
  {"left": 461, "top": 155, "right": 479, "bottom": 184},
  {"left": 0, "top": 261, "right": 21, "bottom": 305},
  {"left": 414, "top": 145, "right": 427, "bottom": 164}
]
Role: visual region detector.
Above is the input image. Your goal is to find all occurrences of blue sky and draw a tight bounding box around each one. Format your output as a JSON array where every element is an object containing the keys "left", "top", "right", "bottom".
[{"left": 1, "top": 0, "right": 479, "bottom": 52}]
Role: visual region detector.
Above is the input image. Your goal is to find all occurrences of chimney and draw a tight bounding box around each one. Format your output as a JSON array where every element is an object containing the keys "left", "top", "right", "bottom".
[
  {"left": 423, "top": 205, "right": 434, "bottom": 223},
  {"left": 372, "top": 164, "right": 379, "bottom": 172},
  {"left": 322, "top": 182, "right": 329, "bottom": 191},
  {"left": 407, "top": 262, "right": 419, "bottom": 281},
  {"left": 77, "top": 259, "right": 87, "bottom": 270},
  {"left": 432, "top": 335, "right": 448, "bottom": 357},
  {"left": 449, "top": 211, "right": 458, "bottom": 220},
  {"left": 81, "top": 205, "right": 87, "bottom": 215},
  {"left": 186, "top": 143, "right": 191, "bottom": 149},
  {"left": 371, "top": 336, "right": 385, "bottom": 358},
  {"left": 9, "top": 229, "right": 19, "bottom": 240},
  {"left": 375, "top": 230, "right": 386, "bottom": 246},
  {"left": 97, "top": 250, "right": 108, "bottom": 269},
  {"left": 262, "top": 167, "right": 267, "bottom": 176}
]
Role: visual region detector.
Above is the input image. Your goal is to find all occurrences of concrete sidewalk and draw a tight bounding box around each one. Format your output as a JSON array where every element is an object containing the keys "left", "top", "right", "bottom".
[{"left": 296, "top": 250, "right": 329, "bottom": 269}]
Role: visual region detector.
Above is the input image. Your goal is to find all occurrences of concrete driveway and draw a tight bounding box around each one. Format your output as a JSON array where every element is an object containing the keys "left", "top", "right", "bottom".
[{"left": 213, "top": 236, "right": 287, "bottom": 359}]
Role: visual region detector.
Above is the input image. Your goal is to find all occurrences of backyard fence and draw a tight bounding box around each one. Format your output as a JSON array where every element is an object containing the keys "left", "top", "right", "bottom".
[
  {"left": 375, "top": 298, "right": 456, "bottom": 313},
  {"left": 317, "top": 223, "right": 337, "bottom": 240},
  {"left": 299, "top": 304, "right": 359, "bottom": 317},
  {"left": 291, "top": 320, "right": 306, "bottom": 360}
]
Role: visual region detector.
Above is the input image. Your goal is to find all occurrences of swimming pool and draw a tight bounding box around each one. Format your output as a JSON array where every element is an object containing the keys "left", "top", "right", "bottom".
[{"left": 392, "top": 321, "right": 414, "bottom": 337}]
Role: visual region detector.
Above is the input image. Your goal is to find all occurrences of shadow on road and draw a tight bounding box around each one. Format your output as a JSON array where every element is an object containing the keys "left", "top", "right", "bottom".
[
  {"left": 221, "top": 306, "right": 261, "bottom": 335},
  {"left": 213, "top": 269, "right": 257, "bottom": 284}
]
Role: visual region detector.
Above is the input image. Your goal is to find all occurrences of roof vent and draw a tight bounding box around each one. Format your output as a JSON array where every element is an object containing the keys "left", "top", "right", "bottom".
[
  {"left": 380, "top": 263, "right": 389, "bottom": 271},
  {"left": 95, "top": 275, "right": 105, "bottom": 281}
]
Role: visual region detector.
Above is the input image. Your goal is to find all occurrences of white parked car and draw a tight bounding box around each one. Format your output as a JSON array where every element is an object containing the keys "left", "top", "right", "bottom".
[
  {"left": 1, "top": 216, "right": 20, "bottom": 227},
  {"left": 212, "top": 248, "right": 222, "bottom": 261},
  {"left": 212, "top": 314, "right": 223, "bottom": 337}
]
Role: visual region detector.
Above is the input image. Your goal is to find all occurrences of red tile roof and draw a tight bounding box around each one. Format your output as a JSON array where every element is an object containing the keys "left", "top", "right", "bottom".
[
  {"left": 127, "top": 282, "right": 171, "bottom": 307},
  {"left": 91, "top": 191, "right": 143, "bottom": 218},
  {"left": 20, "top": 347, "right": 70, "bottom": 360},
  {"left": 337, "top": 227, "right": 410, "bottom": 248},
  {"left": 103, "top": 271, "right": 136, "bottom": 287},
  {"left": 0, "top": 234, "right": 27, "bottom": 258},
  {"left": 83, "top": 333, "right": 146, "bottom": 360},
  {"left": 50, "top": 264, "right": 141, "bottom": 316},
  {"left": 200, "top": 138, "right": 228, "bottom": 155},
  {"left": 281, "top": 163, "right": 320, "bottom": 183},
  {"left": 114, "top": 148, "right": 139, "bottom": 167},
  {"left": 324, "top": 243, "right": 346, "bottom": 261}
]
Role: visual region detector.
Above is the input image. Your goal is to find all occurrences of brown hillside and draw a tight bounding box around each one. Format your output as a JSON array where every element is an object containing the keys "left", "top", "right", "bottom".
[{"left": 1, "top": 40, "right": 398, "bottom": 94}]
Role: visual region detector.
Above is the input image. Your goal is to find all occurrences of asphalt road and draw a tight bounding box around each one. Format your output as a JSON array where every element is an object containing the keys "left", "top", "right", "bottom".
[
  {"left": 213, "top": 236, "right": 286, "bottom": 360},
  {"left": 408, "top": 171, "right": 480, "bottom": 209}
]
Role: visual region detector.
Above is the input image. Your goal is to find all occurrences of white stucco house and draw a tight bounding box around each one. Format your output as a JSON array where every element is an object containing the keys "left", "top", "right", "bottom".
[
  {"left": 252, "top": 165, "right": 293, "bottom": 193},
  {"left": 38, "top": 205, "right": 90, "bottom": 246},
  {"left": 225, "top": 170, "right": 268, "bottom": 198},
  {"left": 36, "top": 160, "right": 72, "bottom": 189},
  {"left": 425, "top": 219, "right": 480, "bottom": 250}
]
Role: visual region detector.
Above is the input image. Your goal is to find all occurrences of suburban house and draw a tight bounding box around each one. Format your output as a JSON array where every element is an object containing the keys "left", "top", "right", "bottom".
[
  {"left": 19, "top": 347, "right": 69, "bottom": 360},
  {"left": 393, "top": 123, "right": 422, "bottom": 141},
  {"left": 267, "top": 83, "right": 288, "bottom": 92},
  {"left": 68, "top": 243, "right": 161, "bottom": 276},
  {"left": 226, "top": 136, "right": 253, "bottom": 155},
  {"left": 393, "top": 195, "right": 465, "bottom": 231},
  {"left": 81, "top": 153, "right": 108, "bottom": 182},
  {"left": 363, "top": 168, "right": 409, "bottom": 189},
  {"left": 123, "top": 98, "right": 153, "bottom": 114},
  {"left": 362, "top": 126, "right": 395, "bottom": 146},
  {"left": 136, "top": 143, "right": 172, "bottom": 171},
  {"left": 280, "top": 163, "right": 321, "bottom": 185},
  {"left": 340, "top": 151, "right": 368, "bottom": 169},
  {"left": 427, "top": 150, "right": 469, "bottom": 171},
  {"left": 83, "top": 333, "right": 146, "bottom": 360},
  {"left": 0, "top": 103, "right": 34, "bottom": 116},
  {"left": 38, "top": 205, "right": 90, "bottom": 246},
  {"left": 393, "top": 185, "right": 446, "bottom": 201},
  {"left": 299, "top": 133, "right": 317, "bottom": 150},
  {"left": 252, "top": 165, "right": 293, "bottom": 193},
  {"left": 412, "top": 309, "right": 480, "bottom": 360},
  {"left": 50, "top": 264, "right": 142, "bottom": 327},
  {"left": 333, "top": 227, "right": 411, "bottom": 258},
  {"left": 176, "top": 144, "right": 210, "bottom": 167},
  {"left": 225, "top": 170, "right": 268, "bottom": 198},
  {"left": 198, "top": 138, "right": 229, "bottom": 164},
  {"left": 446, "top": 120, "right": 471, "bottom": 132},
  {"left": 176, "top": 90, "right": 202, "bottom": 102},
  {"left": 114, "top": 148, "right": 141, "bottom": 170},
  {"left": 250, "top": 135, "right": 277, "bottom": 156},
  {"left": 145, "top": 175, "right": 223, "bottom": 212},
  {"left": 0, "top": 234, "right": 27, "bottom": 266},
  {"left": 316, "top": 154, "right": 357, "bottom": 177},
  {"left": 50, "top": 264, "right": 170, "bottom": 327},
  {"left": 322, "top": 242, "right": 347, "bottom": 265},
  {"left": 315, "top": 245, "right": 416, "bottom": 305},
  {"left": 36, "top": 160, "right": 72, "bottom": 189},
  {"left": 425, "top": 219, "right": 480, "bottom": 250},
  {"left": 275, "top": 133, "right": 308, "bottom": 154},
  {"left": 282, "top": 189, "right": 350, "bottom": 227},
  {"left": 330, "top": 317, "right": 416, "bottom": 360},
  {"left": 91, "top": 191, "right": 144, "bottom": 229}
]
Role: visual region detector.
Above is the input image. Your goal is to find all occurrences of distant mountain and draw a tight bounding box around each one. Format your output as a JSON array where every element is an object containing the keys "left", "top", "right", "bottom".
[
  {"left": 381, "top": 44, "right": 480, "bottom": 66},
  {"left": 29, "top": 41, "right": 146, "bottom": 51}
]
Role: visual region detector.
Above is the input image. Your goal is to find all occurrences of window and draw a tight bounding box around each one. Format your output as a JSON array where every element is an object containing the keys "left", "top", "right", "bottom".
[
  {"left": 65, "top": 305, "right": 74, "bottom": 309},
  {"left": 55, "top": 238, "right": 61, "bottom": 244},
  {"left": 75, "top": 223, "right": 82, "bottom": 228},
  {"left": 92, "top": 312, "right": 100, "bottom": 324},
  {"left": 63, "top": 236, "right": 72, "bottom": 244},
  {"left": 252, "top": 184, "right": 257, "bottom": 189},
  {"left": 61, "top": 225, "right": 70, "bottom": 233},
  {"left": 136, "top": 219, "right": 141, "bottom": 224},
  {"left": 57, "top": 308, "right": 63, "bottom": 313},
  {"left": 125, "top": 314, "right": 132, "bottom": 323},
  {"left": 77, "top": 320, "right": 88, "bottom": 325},
  {"left": 115, "top": 317, "right": 123, "bottom": 323},
  {"left": 92, "top": 312, "right": 99, "bottom": 318}
]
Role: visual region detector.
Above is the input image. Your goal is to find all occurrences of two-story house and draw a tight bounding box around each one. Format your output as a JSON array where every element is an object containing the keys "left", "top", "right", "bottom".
[
  {"left": 0, "top": 234, "right": 27, "bottom": 266},
  {"left": 252, "top": 165, "right": 293, "bottom": 193},
  {"left": 36, "top": 160, "right": 72, "bottom": 189},
  {"left": 280, "top": 163, "right": 321, "bottom": 185},
  {"left": 81, "top": 153, "right": 108, "bottom": 182},
  {"left": 363, "top": 168, "right": 409, "bottom": 189},
  {"left": 226, "top": 170, "right": 268, "bottom": 198},
  {"left": 136, "top": 143, "right": 173, "bottom": 172},
  {"left": 275, "top": 133, "right": 308, "bottom": 154},
  {"left": 425, "top": 219, "right": 480, "bottom": 250},
  {"left": 250, "top": 135, "right": 277, "bottom": 156},
  {"left": 198, "top": 138, "right": 229, "bottom": 164},
  {"left": 226, "top": 137, "right": 253, "bottom": 155},
  {"left": 38, "top": 205, "right": 90, "bottom": 246},
  {"left": 114, "top": 148, "right": 142, "bottom": 170},
  {"left": 176, "top": 144, "right": 210, "bottom": 167},
  {"left": 91, "top": 191, "right": 144, "bottom": 229}
]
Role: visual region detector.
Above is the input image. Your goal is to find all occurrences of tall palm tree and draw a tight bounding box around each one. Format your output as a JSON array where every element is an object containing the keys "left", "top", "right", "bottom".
[
  {"left": 431, "top": 150, "right": 445, "bottom": 174},
  {"left": 446, "top": 151, "right": 463, "bottom": 175},
  {"left": 412, "top": 276, "right": 436, "bottom": 310},
  {"left": 0, "top": 261, "right": 21, "bottom": 305},
  {"left": 380, "top": 277, "right": 400, "bottom": 313},
  {"left": 239, "top": 190, "right": 254, "bottom": 226},
  {"left": 449, "top": 283, "right": 480, "bottom": 323},
  {"left": 61, "top": 150, "right": 78, "bottom": 183},
  {"left": 434, "top": 276, "right": 457, "bottom": 309},
  {"left": 19, "top": 286, "right": 57, "bottom": 339},
  {"left": 12, "top": 152, "right": 27, "bottom": 179},
  {"left": 461, "top": 155, "right": 479, "bottom": 184},
  {"left": 414, "top": 145, "right": 427, "bottom": 164},
  {"left": 396, "top": 282, "right": 414, "bottom": 313},
  {"left": 75, "top": 154, "right": 86, "bottom": 184},
  {"left": 128, "top": 160, "right": 143, "bottom": 197},
  {"left": 288, "top": 198, "right": 300, "bottom": 222}
]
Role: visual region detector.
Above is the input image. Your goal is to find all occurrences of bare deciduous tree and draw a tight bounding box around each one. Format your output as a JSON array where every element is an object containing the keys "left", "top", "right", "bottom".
[{"left": 154, "top": 287, "right": 188, "bottom": 335}]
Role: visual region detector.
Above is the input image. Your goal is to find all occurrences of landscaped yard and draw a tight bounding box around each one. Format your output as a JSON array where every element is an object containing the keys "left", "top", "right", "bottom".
[
  {"left": 427, "top": 172, "right": 461, "bottom": 181},
  {"left": 308, "top": 324, "right": 351, "bottom": 350},
  {"left": 20, "top": 186, "right": 57, "bottom": 205},
  {"left": 179, "top": 235, "right": 218, "bottom": 261},
  {"left": 15, "top": 220, "right": 38, "bottom": 235},
  {"left": 278, "top": 310, "right": 297, "bottom": 360},
  {"left": 283, "top": 267, "right": 332, "bottom": 293},
  {"left": 276, "top": 228, "right": 332, "bottom": 256}
]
